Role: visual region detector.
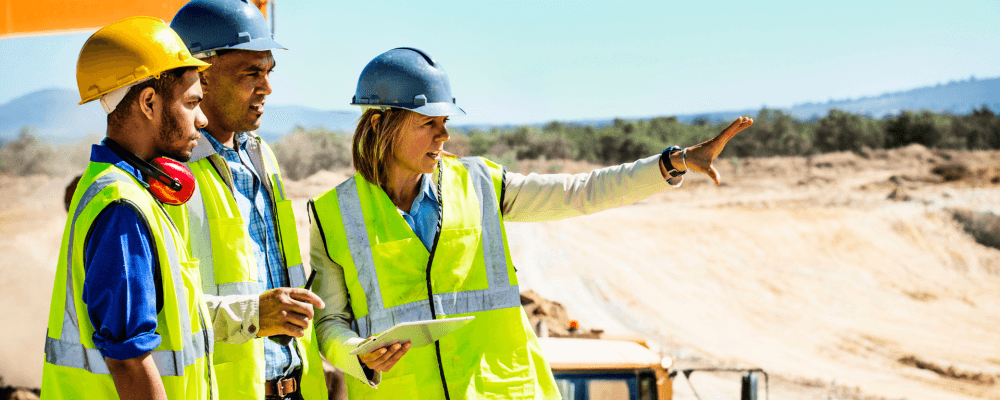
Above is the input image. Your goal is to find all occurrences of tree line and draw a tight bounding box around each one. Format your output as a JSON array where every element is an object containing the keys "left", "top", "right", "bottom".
[
  {"left": 457, "top": 106, "right": 1000, "bottom": 168},
  {"left": 2, "top": 107, "right": 998, "bottom": 179}
]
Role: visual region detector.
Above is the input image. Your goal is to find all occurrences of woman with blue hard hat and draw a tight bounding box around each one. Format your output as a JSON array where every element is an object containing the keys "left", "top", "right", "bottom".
[{"left": 308, "top": 47, "right": 753, "bottom": 399}]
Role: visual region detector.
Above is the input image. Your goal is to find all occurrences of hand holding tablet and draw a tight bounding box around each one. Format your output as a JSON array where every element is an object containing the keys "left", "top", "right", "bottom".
[{"left": 350, "top": 316, "right": 475, "bottom": 356}]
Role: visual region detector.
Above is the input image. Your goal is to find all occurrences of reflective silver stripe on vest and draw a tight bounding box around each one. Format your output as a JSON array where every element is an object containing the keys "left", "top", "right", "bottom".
[
  {"left": 355, "top": 285, "right": 523, "bottom": 336},
  {"left": 336, "top": 164, "right": 521, "bottom": 338},
  {"left": 185, "top": 182, "right": 220, "bottom": 296},
  {"left": 460, "top": 157, "right": 511, "bottom": 289},
  {"left": 45, "top": 331, "right": 207, "bottom": 376},
  {"left": 336, "top": 177, "right": 388, "bottom": 335},
  {"left": 288, "top": 263, "right": 307, "bottom": 288},
  {"left": 216, "top": 281, "right": 261, "bottom": 296},
  {"left": 60, "top": 173, "right": 125, "bottom": 346},
  {"left": 48, "top": 171, "right": 206, "bottom": 376}
]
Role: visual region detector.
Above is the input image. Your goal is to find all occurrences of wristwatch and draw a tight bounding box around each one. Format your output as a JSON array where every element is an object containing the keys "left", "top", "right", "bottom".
[{"left": 661, "top": 146, "right": 686, "bottom": 178}]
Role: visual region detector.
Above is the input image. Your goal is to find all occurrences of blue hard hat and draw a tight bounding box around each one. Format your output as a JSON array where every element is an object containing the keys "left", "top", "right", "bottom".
[
  {"left": 170, "top": 0, "right": 285, "bottom": 57},
  {"left": 351, "top": 47, "right": 465, "bottom": 117}
]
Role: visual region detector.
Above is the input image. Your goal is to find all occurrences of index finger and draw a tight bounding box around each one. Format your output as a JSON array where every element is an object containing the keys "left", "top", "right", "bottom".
[{"left": 288, "top": 288, "right": 325, "bottom": 309}]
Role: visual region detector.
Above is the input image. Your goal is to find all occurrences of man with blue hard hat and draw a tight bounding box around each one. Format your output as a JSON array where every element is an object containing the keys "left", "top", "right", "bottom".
[{"left": 167, "top": 0, "right": 328, "bottom": 399}]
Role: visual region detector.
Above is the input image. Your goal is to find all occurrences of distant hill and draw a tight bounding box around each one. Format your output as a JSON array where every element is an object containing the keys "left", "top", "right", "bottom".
[
  {"left": 0, "top": 88, "right": 361, "bottom": 144},
  {"left": 3, "top": 77, "right": 999, "bottom": 143},
  {"left": 433, "top": 77, "right": 1000, "bottom": 131},
  {"left": 0, "top": 89, "right": 106, "bottom": 143},
  {"left": 672, "top": 76, "right": 1000, "bottom": 125}
]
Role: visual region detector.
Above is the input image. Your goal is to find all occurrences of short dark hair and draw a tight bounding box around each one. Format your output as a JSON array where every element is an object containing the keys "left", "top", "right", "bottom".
[{"left": 107, "top": 67, "right": 194, "bottom": 127}]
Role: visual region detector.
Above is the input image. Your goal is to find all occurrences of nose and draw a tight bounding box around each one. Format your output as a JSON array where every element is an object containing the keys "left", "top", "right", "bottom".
[
  {"left": 194, "top": 105, "right": 208, "bottom": 129},
  {"left": 257, "top": 72, "right": 273, "bottom": 96},
  {"left": 435, "top": 121, "right": 450, "bottom": 142}
]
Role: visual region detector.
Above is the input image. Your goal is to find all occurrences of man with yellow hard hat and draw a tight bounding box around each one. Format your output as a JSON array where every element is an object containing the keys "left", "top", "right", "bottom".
[{"left": 42, "top": 17, "right": 217, "bottom": 399}]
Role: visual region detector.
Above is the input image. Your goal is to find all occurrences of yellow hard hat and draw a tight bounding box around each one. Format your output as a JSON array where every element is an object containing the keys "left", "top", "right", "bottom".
[{"left": 76, "top": 16, "right": 210, "bottom": 105}]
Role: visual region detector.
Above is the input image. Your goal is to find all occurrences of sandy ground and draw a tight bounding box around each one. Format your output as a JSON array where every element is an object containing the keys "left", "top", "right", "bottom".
[{"left": 2, "top": 145, "right": 999, "bottom": 399}]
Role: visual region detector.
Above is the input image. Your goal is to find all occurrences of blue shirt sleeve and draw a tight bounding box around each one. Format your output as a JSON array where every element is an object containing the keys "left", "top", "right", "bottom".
[{"left": 82, "top": 202, "right": 162, "bottom": 360}]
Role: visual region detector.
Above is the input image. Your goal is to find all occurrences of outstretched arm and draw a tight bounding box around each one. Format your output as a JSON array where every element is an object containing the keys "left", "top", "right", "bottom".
[{"left": 501, "top": 117, "right": 753, "bottom": 222}]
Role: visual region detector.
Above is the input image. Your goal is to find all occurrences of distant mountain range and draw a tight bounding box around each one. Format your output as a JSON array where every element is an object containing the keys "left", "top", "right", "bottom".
[
  {"left": 3, "top": 77, "right": 999, "bottom": 144},
  {"left": 673, "top": 75, "right": 1000, "bottom": 124},
  {"left": 0, "top": 89, "right": 360, "bottom": 144}
]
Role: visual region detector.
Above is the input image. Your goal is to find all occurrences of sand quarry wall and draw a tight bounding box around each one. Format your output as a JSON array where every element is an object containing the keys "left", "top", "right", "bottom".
[{"left": 1, "top": 146, "right": 999, "bottom": 399}]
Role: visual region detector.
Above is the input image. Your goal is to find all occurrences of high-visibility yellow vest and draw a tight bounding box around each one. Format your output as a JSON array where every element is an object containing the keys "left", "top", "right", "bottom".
[
  {"left": 167, "top": 133, "right": 326, "bottom": 399},
  {"left": 42, "top": 161, "right": 217, "bottom": 400},
  {"left": 310, "top": 156, "right": 560, "bottom": 400}
]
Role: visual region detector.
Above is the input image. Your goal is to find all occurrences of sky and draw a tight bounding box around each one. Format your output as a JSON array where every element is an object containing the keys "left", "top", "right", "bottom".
[{"left": 1, "top": 0, "right": 999, "bottom": 125}]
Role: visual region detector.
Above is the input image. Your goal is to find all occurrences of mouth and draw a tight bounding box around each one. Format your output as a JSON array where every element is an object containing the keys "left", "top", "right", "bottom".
[
  {"left": 250, "top": 102, "right": 265, "bottom": 115},
  {"left": 427, "top": 150, "right": 441, "bottom": 160},
  {"left": 187, "top": 129, "right": 201, "bottom": 143}
]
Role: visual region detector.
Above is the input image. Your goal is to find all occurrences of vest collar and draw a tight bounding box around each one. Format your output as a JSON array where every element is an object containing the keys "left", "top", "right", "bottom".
[
  {"left": 189, "top": 131, "right": 216, "bottom": 162},
  {"left": 190, "top": 130, "right": 260, "bottom": 163}
]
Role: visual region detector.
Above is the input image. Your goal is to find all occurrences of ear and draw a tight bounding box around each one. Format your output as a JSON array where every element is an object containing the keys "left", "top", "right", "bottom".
[
  {"left": 138, "top": 87, "right": 157, "bottom": 121},
  {"left": 370, "top": 113, "right": 382, "bottom": 133}
]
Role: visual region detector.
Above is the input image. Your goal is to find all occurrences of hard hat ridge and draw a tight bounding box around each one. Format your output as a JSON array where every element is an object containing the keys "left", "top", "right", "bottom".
[
  {"left": 351, "top": 47, "right": 465, "bottom": 117},
  {"left": 171, "top": 0, "right": 285, "bottom": 58}
]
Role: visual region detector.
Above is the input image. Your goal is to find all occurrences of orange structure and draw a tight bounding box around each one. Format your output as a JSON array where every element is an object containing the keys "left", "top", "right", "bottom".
[{"left": 1, "top": 0, "right": 268, "bottom": 39}]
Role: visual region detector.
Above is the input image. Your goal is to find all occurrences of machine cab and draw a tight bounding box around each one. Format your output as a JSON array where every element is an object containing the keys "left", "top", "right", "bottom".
[{"left": 538, "top": 337, "right": 673, "bottom": 400}]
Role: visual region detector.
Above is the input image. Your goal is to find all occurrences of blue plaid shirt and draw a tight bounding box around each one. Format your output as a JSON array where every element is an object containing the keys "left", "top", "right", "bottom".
[{"left": 203, "top": 131, "right": 300, "bottom": 380}]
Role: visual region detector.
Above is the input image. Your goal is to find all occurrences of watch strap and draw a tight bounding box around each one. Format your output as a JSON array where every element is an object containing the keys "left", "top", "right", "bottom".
[{"left": 661, "top": 146, "right": 686, "bottom": 177}]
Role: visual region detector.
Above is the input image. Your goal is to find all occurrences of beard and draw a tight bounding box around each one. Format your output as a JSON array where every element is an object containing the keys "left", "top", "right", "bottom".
[{"left": 156, "top": 105, "right": 194, "bottom": 162}]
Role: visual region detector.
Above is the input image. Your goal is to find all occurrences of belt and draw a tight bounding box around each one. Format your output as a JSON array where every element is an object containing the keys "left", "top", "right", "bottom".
[{"left": 265, "top": 373, "right": 299, "bottom": 398}]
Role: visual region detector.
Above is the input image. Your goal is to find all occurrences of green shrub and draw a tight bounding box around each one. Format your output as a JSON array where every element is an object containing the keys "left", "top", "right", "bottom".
[
  {"left": 271, "top": 126, "right": 352, "bottom": 180},
  {"left": 813, "top": 109, "right": 885, "bottom": 153},
  {"left": 0, "top": 128, "right": 57, "bottom": 175},
  {"left": 0, "top": 128, "right": 92, "bottom": 177}
]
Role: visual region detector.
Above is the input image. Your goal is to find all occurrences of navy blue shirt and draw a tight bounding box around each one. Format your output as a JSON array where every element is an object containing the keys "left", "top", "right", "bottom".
[{"left": 81, "top": 141, "right": 161, "bottom": 360}]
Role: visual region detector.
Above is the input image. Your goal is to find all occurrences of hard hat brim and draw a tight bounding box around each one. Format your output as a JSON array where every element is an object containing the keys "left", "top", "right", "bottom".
[
  {"left": 227, "top": 37, "right": 287, "bottom": 53},
  {"left": 352, "top": 102, "right": 466, "bottom": 117},
  {"left": 412, "top": 102, "right": 466, "bottom": 117}
]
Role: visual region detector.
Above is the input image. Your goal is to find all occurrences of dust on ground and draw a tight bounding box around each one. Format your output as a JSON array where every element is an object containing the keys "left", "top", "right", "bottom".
[{"left": 2, "top": 145, "right": 999, "bottom": 399}]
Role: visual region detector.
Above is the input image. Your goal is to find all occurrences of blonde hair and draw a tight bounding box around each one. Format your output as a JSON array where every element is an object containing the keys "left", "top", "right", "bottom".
[{"left": 352, "top": 108, "right": 413, "bottom": 186}]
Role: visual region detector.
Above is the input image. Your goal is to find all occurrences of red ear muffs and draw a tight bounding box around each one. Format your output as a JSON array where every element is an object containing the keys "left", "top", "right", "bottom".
[{"left": 147, "top": 157, "right": 195, "bottom": 205}]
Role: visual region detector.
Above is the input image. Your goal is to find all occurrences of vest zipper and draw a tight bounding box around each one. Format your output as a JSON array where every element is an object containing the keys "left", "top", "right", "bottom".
[{"left": 424, "top": 161, "right": 451, "bottom": 400}]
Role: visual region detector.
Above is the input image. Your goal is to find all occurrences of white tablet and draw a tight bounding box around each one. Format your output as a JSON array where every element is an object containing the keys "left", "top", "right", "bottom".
[{"left": 349, "top": 316, "right": 475, "bottom": 356}]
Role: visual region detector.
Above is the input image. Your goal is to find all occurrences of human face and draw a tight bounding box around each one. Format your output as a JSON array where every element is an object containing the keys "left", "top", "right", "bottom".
[
  {"left": 156, "top": 69, "right": 207, "bottom": 162},
  {"left": 392, "top": 113, "right": 450, "bottom": 175},
  {"left": 200, "top": 50, "right": 275, "bottom": 135}
]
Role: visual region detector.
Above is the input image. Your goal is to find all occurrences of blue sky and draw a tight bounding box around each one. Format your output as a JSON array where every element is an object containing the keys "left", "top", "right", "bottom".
[{"left": 1, "top": 0, "right": 999, "bottom": 125}]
